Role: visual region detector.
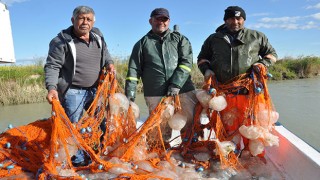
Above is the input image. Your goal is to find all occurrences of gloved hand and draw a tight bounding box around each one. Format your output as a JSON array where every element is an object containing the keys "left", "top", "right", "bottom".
[
  {"left": 204, "top": 69, "right": 215, "bottom": 81},
  {"left": 127, "top": 96, "right": 135, "bottom": 102},
  {"left": 167, "top": 84, "right": 180, "bottom": 97}
]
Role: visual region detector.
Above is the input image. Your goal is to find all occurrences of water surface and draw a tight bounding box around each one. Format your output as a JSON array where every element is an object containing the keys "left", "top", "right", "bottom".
[{"left": 1, "top": 78, "right": 319, "bottom": 151}]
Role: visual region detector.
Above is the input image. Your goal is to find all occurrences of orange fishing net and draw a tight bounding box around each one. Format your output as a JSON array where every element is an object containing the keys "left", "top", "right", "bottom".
[
  {"left": 0, "top": 65, "right": 279, "bottom": 179},
  {"left": 0, "top": 71, "right": 182, "bottom": 179},
  {"left": 179, "top": 64, "right": 279, "bottom": 169}
]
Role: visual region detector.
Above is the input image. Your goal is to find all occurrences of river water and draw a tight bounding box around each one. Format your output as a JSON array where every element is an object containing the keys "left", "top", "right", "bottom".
[{"left": 0, "top": 78, "right": 319, "bottom": 151}]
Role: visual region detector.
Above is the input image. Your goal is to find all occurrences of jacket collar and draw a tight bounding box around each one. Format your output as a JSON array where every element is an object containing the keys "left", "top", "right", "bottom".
[
  {"left": 215, "top": 24, "right": 246, "bottom": 44},
  {"left": 147, "top": 29, "right": 171, "bottom": 39}
]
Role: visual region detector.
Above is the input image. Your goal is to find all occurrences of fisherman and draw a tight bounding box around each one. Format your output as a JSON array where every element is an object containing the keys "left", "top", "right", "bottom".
[
  {"left": 197, "top": 6, "right": 277, "bottom": 151},
  {"left": 125, "top": 8, "right": 198, "bottom": 148},
  {"left": 44, "top": 5, "right": 115, "bottom": 166}
]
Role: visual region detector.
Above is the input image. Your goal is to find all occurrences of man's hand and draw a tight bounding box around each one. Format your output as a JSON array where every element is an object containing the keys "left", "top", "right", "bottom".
[
  {"left": 167, "top": 84, "right": 180, "bottom": 97},
  {"left": 263, "top": 54, "right": 277, "bottom": 64},
  {"left": 204, "top": 69, "right": 215, "bottom": 81},
  {"left": 252, "top": 62, "right": 266, "bottom": 74},
  {"left": 46, "top": 89, "right": 59, "bottom": 104},
  {"left": 107, "top": 64, "right": 116, "bottom": 74}
]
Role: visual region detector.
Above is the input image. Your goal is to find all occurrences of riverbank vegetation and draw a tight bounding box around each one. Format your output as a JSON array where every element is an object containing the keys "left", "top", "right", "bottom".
[{"left": 1, "top": 56, "right": 319, "bottom": 106}]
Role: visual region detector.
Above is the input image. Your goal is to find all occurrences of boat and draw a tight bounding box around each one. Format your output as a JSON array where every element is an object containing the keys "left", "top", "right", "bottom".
[
  {"left": 265, "top": 122, "right": 320, "bottom": 179},
  {"left": 156, "top": 119, "right": 320, "bottom": 179}
]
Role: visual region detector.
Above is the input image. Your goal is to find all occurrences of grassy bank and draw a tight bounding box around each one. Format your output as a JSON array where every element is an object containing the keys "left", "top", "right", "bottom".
[
  {"left": 1, "top": 56, "right": 319, "bottom": 106},
  {"left": 0, "top": 65, "right": 47, "bottom": 105}
]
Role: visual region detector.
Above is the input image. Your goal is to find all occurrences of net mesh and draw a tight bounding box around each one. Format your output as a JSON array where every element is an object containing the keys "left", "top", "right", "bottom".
[{"left": 0, "top": 65, "right": 278, "bottom": 179}]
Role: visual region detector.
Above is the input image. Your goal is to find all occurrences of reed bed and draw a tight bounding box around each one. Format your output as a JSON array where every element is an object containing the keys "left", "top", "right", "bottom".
[{"left": 1, "top": 56, "right": 319, "bottom": 105}]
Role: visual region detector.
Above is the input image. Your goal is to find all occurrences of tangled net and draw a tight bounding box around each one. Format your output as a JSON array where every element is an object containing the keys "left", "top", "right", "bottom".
[
  {"left": 0, "top": 65, "right": 279, "bottom": 179},
  {"left": 179, "top": 64, "right": 279, "bottom": 169}
]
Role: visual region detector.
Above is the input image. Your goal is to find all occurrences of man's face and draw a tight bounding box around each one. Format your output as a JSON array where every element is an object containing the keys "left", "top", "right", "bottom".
[
  {"left": 225, "top": 16, "right": 245, "bottom": 33},
  {"left": 72, "top": 13, "right": 95, "bottom": 37},
  {"left": 149, "top": 16, "right": 170, "bottom": 35}
]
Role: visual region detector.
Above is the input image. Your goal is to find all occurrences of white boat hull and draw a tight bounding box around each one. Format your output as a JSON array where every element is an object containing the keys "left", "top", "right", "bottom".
[{"left": 266, "top": 124, "right": 320, "bottom": 180}]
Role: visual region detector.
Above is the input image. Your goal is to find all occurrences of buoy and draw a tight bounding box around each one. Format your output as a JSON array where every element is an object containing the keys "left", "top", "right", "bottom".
[
  {"left": 51, "top": 111, "right": 56, "bottom": 116},
  {"left": 255, "top": 87, "right": 262, "bottom": 93},
  {"left": 8, "top": 124, "right": 13, "bottom": 129},
  {"left": 179, "top": 162, "right": 186, "bottom": 168},
  {"left": 0, "top": 163, "right": 3, "bottom": 168},
  {"left": 5, "top": 142, "right": 11, "bottom": 149},
  {"left": 54, "top": 153, "right": 59, "bottom": 158},
  {"left": 267, "top": 73, "right": 273, "bottom": 78},
  {"left": 192, "top": 138, "right": 198, "bottom": 143},
  {"left": 196, "top": 166, "right": 204, "bottom": 172},
  {"left": 208, "top": 88, "right": 216, "bottom": 95},
  {"left": 133, "top": 164, "right": 138, "bottom": 169},
  {"left": 80, "top": 128, "right": 86, "bottom": 134},
  {"left": 6, "top": 165, "right": 14, "bottom": 170},
  {"left": 86, "top": 127, "right": 92, "bottom": 133},
  {"left": 98, "top": 164, "right": 103, "bottom": 170}
]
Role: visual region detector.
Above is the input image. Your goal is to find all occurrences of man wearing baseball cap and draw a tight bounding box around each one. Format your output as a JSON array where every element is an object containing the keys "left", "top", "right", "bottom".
[
  {"left": 125, "top": 8, "right": 197, "bottom": 149},
  {"left": 197, "top": 6, "right": 278, "bottom": 155}
]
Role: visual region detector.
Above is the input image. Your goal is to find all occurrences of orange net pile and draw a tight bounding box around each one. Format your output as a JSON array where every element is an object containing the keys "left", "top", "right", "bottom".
[
  {"left": 179, "top": 64, "right": 279, "bottom": 170},
  {"left": 0, "top": 71, "right": 186, "bottom": 179},
  {"left": 0, "top": 65, "right": 279, "bottom": 179}
]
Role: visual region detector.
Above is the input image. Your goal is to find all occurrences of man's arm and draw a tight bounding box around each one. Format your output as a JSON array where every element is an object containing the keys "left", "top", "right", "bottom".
[
  {"left": 44, "top": 38, "right": 64, "bottom": 103},
  {"left": 125, "top": 41, "right": 142, "bottom": 101},
  {"left": 169, "top": 35, "right": 193, "bottom": 88},
  {"left": 258, "top": 33, "right": 278, "bottom": 67}
]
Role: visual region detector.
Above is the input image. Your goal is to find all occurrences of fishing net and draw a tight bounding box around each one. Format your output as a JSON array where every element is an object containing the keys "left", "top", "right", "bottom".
[
  {"left": 0, "top": 70, "right": 181, "bottom": 179},
  {"left": 0, "top": 64, "right": 279, "bottom": 179},
  {"left": 179, "top": 63, "right": 279, "bottom": 169}
]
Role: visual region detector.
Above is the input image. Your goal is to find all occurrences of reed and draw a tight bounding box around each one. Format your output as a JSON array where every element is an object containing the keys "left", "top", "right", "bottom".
[
  {"left": 268, "top": 56, "right": 320, "bottom": 80},
  {"left": 0, "top": 65, "right": 46, "bottom": 105},
  {"left": 1, "top": 56, "right": 319, "bottom": 106}
]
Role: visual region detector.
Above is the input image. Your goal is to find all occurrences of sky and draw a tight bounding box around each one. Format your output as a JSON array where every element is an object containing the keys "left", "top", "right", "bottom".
[{"left": 1, "top": 0, "right": 320, "bottom": 65}]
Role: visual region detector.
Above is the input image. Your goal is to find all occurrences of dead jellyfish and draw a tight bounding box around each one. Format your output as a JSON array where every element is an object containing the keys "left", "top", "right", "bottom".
[
  {"left": 208, "top": 95, "right": 227, "bottom": 111},
  {"left": 161, "top": 104, "right": 175, "bottom": 120},
  {"left": 168, "top": 113, "right": 187, "bottom": 130},
  {"left": 249, "top": 139, "right": 265, "bottom": 156},
  {"left": 196, "top": 89, "right": 212, "bottom": 108},
  {"left": 221, "top": 110, "right": 237, "bottom": 126},
  {"left": 129, "top": 101, "right": 140, "bottom": 119},
  {"left": 109, "top": 93, "right": 130, "bottom": 115}
]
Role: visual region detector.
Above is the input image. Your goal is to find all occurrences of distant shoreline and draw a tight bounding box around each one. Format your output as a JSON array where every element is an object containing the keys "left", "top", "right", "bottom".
[{"left": 1, "top": 56, "right": 319, "bottom": 106}]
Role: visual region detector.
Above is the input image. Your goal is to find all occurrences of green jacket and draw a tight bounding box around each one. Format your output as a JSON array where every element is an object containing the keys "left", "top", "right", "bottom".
[
  {"left": 197, "top": 25, "right": 277, "bottom": 84},
  {"left": 125, "top": 29, "right": 195, "bottom": 98}
]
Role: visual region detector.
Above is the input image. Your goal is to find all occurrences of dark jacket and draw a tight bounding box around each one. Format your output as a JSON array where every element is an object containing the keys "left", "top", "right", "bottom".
[
  {"left": 125, "top": 29, "right": 195, "bottom": 98},
  {"left": 44, "top": 26, "right": 113, "bottom": 99},
  {"left": 197, "top": 25, "right": 277, "bottom": 83}
]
